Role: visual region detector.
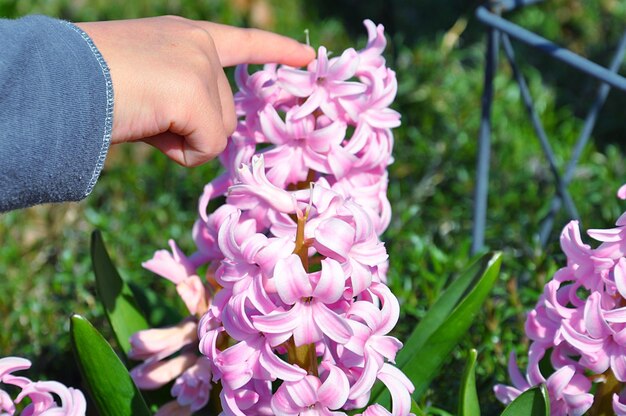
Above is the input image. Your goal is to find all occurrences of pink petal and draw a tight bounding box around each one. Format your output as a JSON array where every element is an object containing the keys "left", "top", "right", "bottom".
[
  {"left": 292, "top": 89, "right": 326, "bottom": 120},
  {"left": 506, "top": 352, "right": 529, "bottom": 391},
  {"left": 129, "top": 320, "right": 197, "bottom": 361},
  {"left": 259, "top": 342, "right": 307, "bottom": 382},
  {"left": 314, "top": 218, "right": 355, "bottom": 262},
  {"left": 546, "top": 365, "right": 575, "bottom": 397},
  {"left": 493, "top": 384, "right": 522, "bottom": 405},
  {"left": 363, "top": 108, "right": 401, "bottom": 129},
  {"left": 285, "top": 376, "right": 320, "bottom": 408},
  {"left": 142, "top": 240, "right": 194, "bottom": 285},
  {"left": 17, "top": 381, "right": 87, "bottom": 416},
  {"left": 307, "top": 120, "right": 347, "bottom": 153},
  {"left": 328, "top": 48, "right": 359, "bottom": 80},
  {"left": 615, "top": 258, "right": 626, "bottom": 299},
  {"left": 614, "top": 393, "right": 626, "bottom": 414},
  {"left": 618, "top": 184, "right": 626, "bottom": 200},
  {"left": 349, "top": 350, "right": 382, "bottom": 400},
  {"left": 587, "top": 227, "right": 623, "bottom": 242},
  {"left": 293, "top": 304, "right": 323, "bottom": 346},
  {"left": 176, "top": 275, "right": 206, "bottom": 315},
  {"left": 312, "top": 301, "right": 353, "bottom": 344},
  {"left": 313, "top": 258, "right": 345, "bottom": 304},
  {"left": 348, "top": 260, "right": 373, "bottom": 297},
  {"left": 348, "top": 300, "right": 381, "bottom": 329},
  {"left": 328, "top": 81, "right": 368, "bottom": 98},
  {"left": 377, "top": 364, "right": 414, "bottom": 416},
  {"left": 0, "top": 389, "right": 15, "bottom": 415},
  {"left": 369, "top": 283, "right": 401, "bottom": 335},
  {"left": 155, "top": 400, "right": 193, "bottom": 416},
  {"left": 318, "top": 362, "right": 349, "bottom": 409},
  {"left": 277, "top": 67, "right": 315, "bottom": 97},
  {"left": 252, "top": 303, "right": 301, "bottom": 336},
  {"left": 327, "top": 144, "right": 358, "bottom": 179},
  {"left": 229, "top": 155, "right": 297, "bottom": 214},
  {"left": 611, "top": 354, "right": 626, "bottom": 382},
  {"left": 583, "top": 291, "right": 611, "bottom": 338},
  {"left": 131, "top": 352, "right": 196, "bottom": 390},
  {"left": 222, "top": 386, "right": 259, "bottom": 416},
  {"left": 275, "top": 254, "right": 313, "bottom": 304},
  {"left": 360, "top": 404, "right": 393, "bottom": 416},
  {"left": 259, "top": 104, "right": 289, "bottom": 144},
  {"left": 561, "top": 321, "right": 605, "bottom": 353},
  {"left": 369, "top": 336, "right": 402, "bottom": 362},
  {"left": 0, "top": 357, "right": 31, "bottom": 380}
]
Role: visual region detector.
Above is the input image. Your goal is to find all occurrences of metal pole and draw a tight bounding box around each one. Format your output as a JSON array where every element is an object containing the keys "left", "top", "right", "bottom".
[
  {"left": 501, "top": 33, "right": 579, "bottom": 220},
  {"left": 476, "top": 6, "right": 626, "bottom": 91},
  {"left": 471, "top": 23, "right": 499, "bottom": 255},
  {"left": 538, "top": 30, "right": 626, "bottom": 245}
]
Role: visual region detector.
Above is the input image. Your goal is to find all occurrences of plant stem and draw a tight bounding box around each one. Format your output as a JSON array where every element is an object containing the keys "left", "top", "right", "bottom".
[
  {"left": 286, "top": 207, "right": 319, "bottom": 376},
  {"left": 589, "top": 369, "right": 621, "bottom": 416}
]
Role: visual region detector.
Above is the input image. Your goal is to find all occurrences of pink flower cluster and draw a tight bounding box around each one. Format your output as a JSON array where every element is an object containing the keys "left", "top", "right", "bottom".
[
  {"left": 130, "top": 20, "right": 415, "bottom": 415},
  {"left": 495, "top": 184, "right": 626, "bottom": 415},
  {"left": 0, "top": 356, "right": 86, "bottom": 415}
]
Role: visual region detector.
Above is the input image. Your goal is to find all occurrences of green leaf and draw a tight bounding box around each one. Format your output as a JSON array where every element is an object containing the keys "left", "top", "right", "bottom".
[
  {"left": 501, "top": 385, "right": 549, "bottom": 416},
  {"left": 459, "top": 349, "right": 480, "bottom": 416},
  {"left": 91, "top": 230, "right": 149, "bottom": 358},
  {"left": 424, "top": 408, "right": 454, "bottom": 416},
  {"left": 128, "top": 281, "right": 183, "bottom": 327},
  {"left": 70, "top": 314, "right": 151, "bottom": 416},
  {"left": 371, "top": 252, "right": 502, "bottom": 407},
  {"left": 399, "top": 252, "right": 496, "bottom": 368},
  {"left": 411, "top": 398, "right": 426, "bottom": 416}
]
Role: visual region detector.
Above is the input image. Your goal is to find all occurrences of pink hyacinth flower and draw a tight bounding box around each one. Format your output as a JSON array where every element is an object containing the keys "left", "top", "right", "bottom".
[
  {"left": 0, "top": 357, "right": 87, "bottom": 416},
  {"left": 131, "top": 352, "right": 197, "bottom": 390},
  {"left": 278, "top": 46, "right": 367, "bottom": 120},
  {"left": 253, "top": 254, "right": 353, "bottom": 347},
  {"left": 154, "top": 400, "right": 193, "bottom": 416},
  {"left": 129, "top": 319, "right": 198, "bottom": 362},
  {"left": 271, "top": 363, "right": 350, "bottom": 415},
  {"left": 16, "top": 381, "right": 87, "bottom": 416}
]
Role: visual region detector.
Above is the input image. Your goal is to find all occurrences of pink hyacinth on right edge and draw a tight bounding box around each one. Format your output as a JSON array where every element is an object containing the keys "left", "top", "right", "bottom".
[
  {"left": 495, "top": 184, "right": 626, "bottom": 415},
  {"left": 131, "top": 19, "right": 415, "bottom": 415}
]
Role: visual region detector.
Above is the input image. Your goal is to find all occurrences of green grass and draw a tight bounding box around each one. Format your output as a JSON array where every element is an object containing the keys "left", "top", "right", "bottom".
[{"left": 1, "top": 0, "right": 625, "bottom": 413}]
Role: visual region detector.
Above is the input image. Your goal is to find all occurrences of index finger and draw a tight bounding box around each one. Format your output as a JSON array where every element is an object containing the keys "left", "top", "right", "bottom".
[{"left": 195, "top": 21, "right": 316, "bottom": 67}]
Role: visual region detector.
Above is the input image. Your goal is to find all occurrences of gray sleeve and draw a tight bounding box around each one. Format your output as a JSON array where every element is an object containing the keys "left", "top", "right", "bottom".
[{"left": 0, "top": 15, "right": 113, "bottom": 212}]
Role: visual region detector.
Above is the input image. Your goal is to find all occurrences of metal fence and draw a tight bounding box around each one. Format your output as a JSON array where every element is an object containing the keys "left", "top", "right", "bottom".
[{"left": 471, "top": 0, "right": 626, "bottom": 254}]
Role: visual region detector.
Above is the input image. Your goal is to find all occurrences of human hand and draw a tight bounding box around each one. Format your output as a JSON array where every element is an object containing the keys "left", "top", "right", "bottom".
[{"left": 76, "top": 16, "right": 315, "bottom": 166}]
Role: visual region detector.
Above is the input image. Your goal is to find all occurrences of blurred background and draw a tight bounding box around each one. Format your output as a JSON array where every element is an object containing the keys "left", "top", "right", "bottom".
[{"left": 0, "top": 0, "right": 624, "bottom": 413}]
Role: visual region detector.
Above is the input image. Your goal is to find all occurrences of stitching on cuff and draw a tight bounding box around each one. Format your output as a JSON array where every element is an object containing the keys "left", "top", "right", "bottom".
[{"left": 64, "top": 21, "right": 114, "bottom": 198}]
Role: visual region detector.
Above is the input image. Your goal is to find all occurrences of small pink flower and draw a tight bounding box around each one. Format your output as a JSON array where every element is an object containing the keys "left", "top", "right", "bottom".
[
  {"left": 228, "top": 155, "right": 299, "bottom": 214},
  {"left": 129, "top": 319, "right": 198, "bottom": 362},
  {"left": 131, "top": 352, "right": 197, "bottom": 390},
  {"left": 16, "top": 381, "right": 87, "bottom": 416},
  {"left": 271, "top": 363, "right": 350, "bottom": 415},
  {"left": 0, "top": 356, "right": 86, "bottom": 416},
  {"left": 142, "top": 239, "right": 196, "bottom": 285},
  {"left": 171, "top": 357, "right": 213, "bottom": 411},
  {"left": 253, "top": 254, "right": 353, "bottom": 347},
  {"left": 278, "top": 46, "right": 366, "bottom": 121},
  {"left": 154, "top": 400, "right": 193, "bottom": 416}
]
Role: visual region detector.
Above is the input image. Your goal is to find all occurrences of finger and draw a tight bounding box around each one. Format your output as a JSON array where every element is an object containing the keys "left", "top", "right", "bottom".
[
  {"left": 142, "top": 133, "right": 187, "bottom": 166},
  {"left": 216, "top": 69, "right": 237, "bottom": 136},
  {"left": 194, "top": 22, "right": 315, "bottom": 67}
]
